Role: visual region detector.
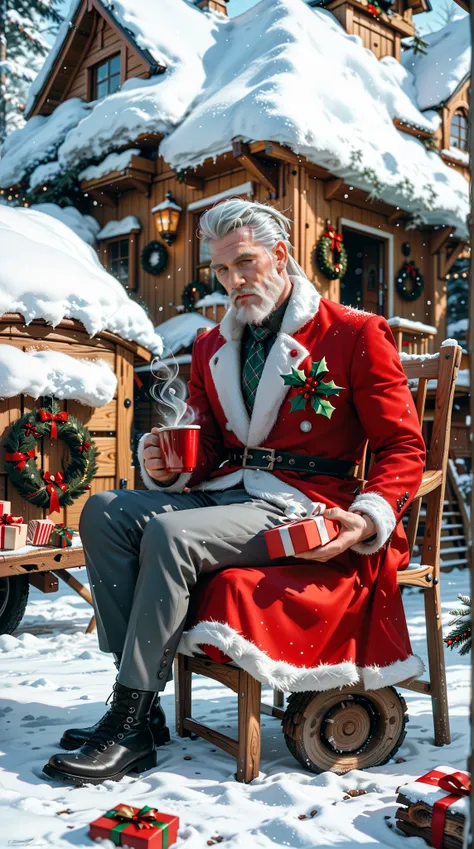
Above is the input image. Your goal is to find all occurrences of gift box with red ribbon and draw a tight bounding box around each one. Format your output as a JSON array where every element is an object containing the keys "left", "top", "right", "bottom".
[
  {"left": 89, "top": 803, "right": 179, "bottom": 849},
  {"left": 396, "top": 766, "right": 469, "bottom": 849},
  {"left": 50, "top": 523, "right": 74, "bottom": 548},
  {"left": 0, "top": 501, "right": 11, "bottom": 517},
  {"left": 264, "top": 515, "right": 340, "bottom": 559},
  {"left": 27, "top": 518, "right": 54, "bottom": 546},
  {"left": 0, "top": 514, "right": 27, "bottom": 549}
]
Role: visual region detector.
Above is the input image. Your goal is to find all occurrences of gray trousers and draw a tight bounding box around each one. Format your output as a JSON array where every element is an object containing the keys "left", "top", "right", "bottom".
[{"left": 79, "top": 487, "right": 288, "bottom": 691}]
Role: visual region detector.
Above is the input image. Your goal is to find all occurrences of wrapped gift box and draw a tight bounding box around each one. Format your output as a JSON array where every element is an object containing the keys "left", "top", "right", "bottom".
[
  {"left": 89, "top": 804, "right": 179, "bottom": 849},
  {"left": 27, "top": 518, "right": 54, "bottom": 546},
  {"left": 0, "top": 501, "right": 11, "bottom": 517},
  {"left": 395, "top": 766, "right": 469, "bottom": 849},
  {"left": 50, "top": 524, "right": 74, "bottom": 548},
  {"left": 265, "top": 515, "right": 340, "bottom": 559},
  {"left": 0, "top": 520, "right": 27, "bottom": 550}
]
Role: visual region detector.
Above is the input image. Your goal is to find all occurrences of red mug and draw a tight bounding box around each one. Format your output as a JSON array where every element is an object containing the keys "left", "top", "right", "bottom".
[{"left": 156, "top": 425, "right": 200, "bottom": 474}]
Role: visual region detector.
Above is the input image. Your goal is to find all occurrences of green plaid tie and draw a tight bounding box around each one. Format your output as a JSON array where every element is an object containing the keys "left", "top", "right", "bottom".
[{"left": 242, "top": 324, "right": 273, "bottom": 414}]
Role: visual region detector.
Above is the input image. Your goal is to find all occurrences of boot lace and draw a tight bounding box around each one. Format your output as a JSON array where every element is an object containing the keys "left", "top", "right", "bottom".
[{"left": 86, "top": 683, "right": 140, "bottom": 751}]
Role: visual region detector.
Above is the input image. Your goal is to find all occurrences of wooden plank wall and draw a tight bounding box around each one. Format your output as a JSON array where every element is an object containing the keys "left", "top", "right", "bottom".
[{"left": 0, "top": 331, "right": 136, "bottom": 531}]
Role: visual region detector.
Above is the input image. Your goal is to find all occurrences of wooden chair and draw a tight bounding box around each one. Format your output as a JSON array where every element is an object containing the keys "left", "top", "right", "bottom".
[{"left": 174, "top": 343, "right": 462, "bottom": 781}]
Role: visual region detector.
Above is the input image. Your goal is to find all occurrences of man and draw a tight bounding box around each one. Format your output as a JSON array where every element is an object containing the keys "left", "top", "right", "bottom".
[{"left": 43, "top": 199, "right": 425, "bottom": 785}]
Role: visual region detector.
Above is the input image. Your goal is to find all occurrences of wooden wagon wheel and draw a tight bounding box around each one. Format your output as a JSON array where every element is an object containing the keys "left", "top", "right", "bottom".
[{"left": 282, "top": 685, "right": 408, "bottom": 774}]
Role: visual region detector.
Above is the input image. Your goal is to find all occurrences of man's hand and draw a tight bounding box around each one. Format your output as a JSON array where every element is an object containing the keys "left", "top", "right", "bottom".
[
  {"left": 142, "top": 428, "right": 178, "bottom": 485},
  {"left": 297, "top": 507, "right": 377, "bottom": 561}
]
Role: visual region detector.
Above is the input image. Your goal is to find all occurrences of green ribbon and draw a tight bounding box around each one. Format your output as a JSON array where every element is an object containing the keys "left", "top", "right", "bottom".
[{"left": 104, "top": 806, "right": 169, "bottom": 848}]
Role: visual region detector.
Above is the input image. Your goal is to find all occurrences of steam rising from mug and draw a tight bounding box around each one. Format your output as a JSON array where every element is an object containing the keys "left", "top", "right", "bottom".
[{"left": 150, "top": 353, "right": 195, "bottom": 427}]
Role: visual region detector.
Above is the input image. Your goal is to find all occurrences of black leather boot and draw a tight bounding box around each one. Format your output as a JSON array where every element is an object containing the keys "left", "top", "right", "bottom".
[
  {"left": 59, "top": 655, "right": 170, "bottom": 751},
  {"left": 43, "top": 683, "right": 157, "bottom": 785}
]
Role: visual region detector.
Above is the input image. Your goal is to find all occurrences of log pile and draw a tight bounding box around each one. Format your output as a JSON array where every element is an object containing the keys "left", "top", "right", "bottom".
[{"left": 395, "top": 787, "right": 465, "bottom": 849}]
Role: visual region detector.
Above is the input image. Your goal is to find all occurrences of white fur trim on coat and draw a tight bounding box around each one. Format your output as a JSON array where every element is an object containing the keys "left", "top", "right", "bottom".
[
  {"left": 178, "top": 620, "right": 425, "bottom": 693},
  {"left": 137, "top": 433, "right": 192, "bottom": 493},
  {"left": 349, "top": 491, "right": 396, "bottom": 554}
]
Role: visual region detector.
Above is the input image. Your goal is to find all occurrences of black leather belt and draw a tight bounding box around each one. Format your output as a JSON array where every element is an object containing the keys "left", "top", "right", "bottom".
[{"left": 228, "top": 447, "right": 357, "bottom": 479}]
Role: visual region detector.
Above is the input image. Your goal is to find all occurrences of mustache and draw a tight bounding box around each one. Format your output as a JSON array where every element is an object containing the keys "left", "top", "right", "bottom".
[{"left": 232, "top": 289, "right": 260, "bottom": 301}]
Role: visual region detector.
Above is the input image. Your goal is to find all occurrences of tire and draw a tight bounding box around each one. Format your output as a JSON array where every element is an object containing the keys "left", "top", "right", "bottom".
[
  {"left": 282, "top": 685, "right": 408, "bottom": 775},
  {"left": 0, "top": 575, "right": 29, "bottom": 635}
]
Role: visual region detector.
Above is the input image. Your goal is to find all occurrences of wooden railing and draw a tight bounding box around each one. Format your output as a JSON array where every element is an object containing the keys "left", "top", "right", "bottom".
[{"left": 388, "top": 317, "right": 437, "bottom": 355}]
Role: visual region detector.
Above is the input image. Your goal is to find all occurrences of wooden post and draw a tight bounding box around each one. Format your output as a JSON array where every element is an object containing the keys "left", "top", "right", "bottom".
[
  {"left": 175, "top": 655, "right": 192, "bottom": 738},
  {"left": 237, "top": 670, "right": 261, "bottom": 783},
  {"left": 115, "top": 346, "right": 135, "bottom": 489}
]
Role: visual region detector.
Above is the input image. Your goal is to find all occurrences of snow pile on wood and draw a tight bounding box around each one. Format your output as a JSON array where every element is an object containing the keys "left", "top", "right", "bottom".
[
  {"left": 29, "top": 203, "right": 100, "bottom": 244},
  {"left": 78, "top": 148, "right": 141, "bottom": 182},
  {"left": 96, "top": 216, "right": 142, "bottom": 240},
  {"left": 403, "top": 16, "right": 470, "bottom": 111},
  {"left": 0, "top": 346, "right": 117, "bottom": 406},
  {"left": 0, "top": 206, "right": 163, "bottom": 354},
  {"left": 4, "top": 0, "right": 469, "bottom": 235},
  {"left": 157, "top": 312, "right": 217, "bottom": 354}
]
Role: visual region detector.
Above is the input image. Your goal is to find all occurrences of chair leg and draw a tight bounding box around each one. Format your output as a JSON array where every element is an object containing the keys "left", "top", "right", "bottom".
[
  {"left": 237, "top": 669, "right": 261, "bottom": 783},
  {"left": 424, "top": 583, "right": 451, "bottom": 745},
  {"left": 273, "top": 688, "right": 284, "bottom": 708},
  {"left": 175, "top": 655, "right": 192, "bottom": 738}
]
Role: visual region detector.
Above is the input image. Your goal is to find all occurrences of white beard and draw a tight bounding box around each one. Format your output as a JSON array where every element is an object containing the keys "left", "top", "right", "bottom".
[{"left": 234, "top": 269, "right": 286, "bottom": 326}]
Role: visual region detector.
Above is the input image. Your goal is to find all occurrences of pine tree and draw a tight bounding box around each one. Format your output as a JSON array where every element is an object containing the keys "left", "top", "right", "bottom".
[
  {"left": 0, "top": 0, "right": 63, "bottom": 142},
  {"left": 445, "top": 594, "right": 471, "bottom": 656},
  {"left": 446, "top": 256, "right": 470, "bottom": 346}
]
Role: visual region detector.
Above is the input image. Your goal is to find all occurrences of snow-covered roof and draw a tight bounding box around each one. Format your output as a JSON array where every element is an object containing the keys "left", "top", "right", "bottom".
[
  {"left": 30, "top": 203, "right": 100, "bottom": 245},
  {"left": 156, "top": 312, "right": 216, "bottom": 355},
  {"left": 402, "top": 16, "right": 470, "bottom": 110},
  {"left": 0, "top": 206, "right": 163, "bottom": 354},
  {"left": 0, "top": 346, "right": 117, "bottom": 406},
  {"left": 96, "top": 216, "right": 142, "bottom": 240},
  {"left": 2, "top": 0, "right": 470, "bottom": 236}
]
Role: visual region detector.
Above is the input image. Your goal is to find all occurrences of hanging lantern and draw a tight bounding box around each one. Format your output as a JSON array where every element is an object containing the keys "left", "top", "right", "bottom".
[{"left": 152, "top": 192, "right": 182, "bottom": 246}]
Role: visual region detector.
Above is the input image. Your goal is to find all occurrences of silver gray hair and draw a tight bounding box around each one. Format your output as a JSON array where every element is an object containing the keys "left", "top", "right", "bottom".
[{"left": 198, "top": 198, "right": 307, "bottom": 278}]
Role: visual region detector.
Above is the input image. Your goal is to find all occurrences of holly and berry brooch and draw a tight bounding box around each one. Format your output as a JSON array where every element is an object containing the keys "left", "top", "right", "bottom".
[{"left": 281, "top": 357, "right": 344, "bottom": 419}]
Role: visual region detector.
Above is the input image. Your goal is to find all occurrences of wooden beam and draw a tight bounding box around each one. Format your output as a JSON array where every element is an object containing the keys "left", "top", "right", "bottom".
[
  {"left": 263, "top": 141, "right": 301, "bottom": 165},
  {"left": 28, "top": 572, "right": 59, "bottom": 594},
  {"left": 430, "top": 226, "right": 456, "bottom": 256},
  {"left": 324, "top": 178, "right": 345, "bottom": 201},
  {"left": 439, "top": 241, "right": 466, "bottom": 279},
  {"left": 178, "top": 172, "right": 205, "bottom": 190},
  {"left": 86, "top": 187, "right": 116, "bottom": 208},
  {"left": 232, "top": 140, "right": 278, "bottom": 194},
  {"left": 388, "top": 209, "right": 405, "bottom": 225},
  {"left": 393, "top": 118, "right": 434, "bottom": 140}
]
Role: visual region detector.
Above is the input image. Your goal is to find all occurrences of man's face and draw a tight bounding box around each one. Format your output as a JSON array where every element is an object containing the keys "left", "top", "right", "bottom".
[{"left": 208, "top": 226, "right": 287, "bottom": 325}]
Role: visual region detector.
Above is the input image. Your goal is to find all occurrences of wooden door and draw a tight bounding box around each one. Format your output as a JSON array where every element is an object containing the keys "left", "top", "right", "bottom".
[{"left": 340, "top": 229, "right": 386, "bottom": 316}]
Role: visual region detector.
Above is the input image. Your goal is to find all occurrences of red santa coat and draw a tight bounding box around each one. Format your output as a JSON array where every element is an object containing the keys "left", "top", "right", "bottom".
[{"left": 138, "top": 276, "right": 426, "bottom": 692}]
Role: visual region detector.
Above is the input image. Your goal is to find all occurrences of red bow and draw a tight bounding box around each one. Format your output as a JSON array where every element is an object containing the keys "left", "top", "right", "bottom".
[
  {"left": 38, "top": 410, "right": 68, "bottom": 440},
  {"left": 323, "top": 228, "right": 342, "bottom": 253},
  {"left": 78, "top": 441, "right": 91, "bottom": 453},
  {"left": 5, "top": 449, "right": 36, "bottom": 470},
  {"left": 25, "top": 421, "right": 40, "bottom": 439},
  {"left": 112, "top": 805, "right": 160, "bottom": 830},
  {"left": 43, "top": 471, "right": 68, "bottom": 514},
  {"left": 405, "top": 261, "right": 418, "bottom": 280},
  {"left": 416, "top": 769, "right": 470, "bottom": 849},
  {"left": 0, "top": 513, "right": 23, "bottom": 525}
]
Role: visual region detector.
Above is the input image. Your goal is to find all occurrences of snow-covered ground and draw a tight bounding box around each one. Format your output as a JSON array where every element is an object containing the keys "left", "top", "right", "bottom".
[{"left": 0, "top": 567, "right": 469, "bottom": 848}]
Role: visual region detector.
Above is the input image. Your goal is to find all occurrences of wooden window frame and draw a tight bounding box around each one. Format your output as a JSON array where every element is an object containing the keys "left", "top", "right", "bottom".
[
  {"left": 449, "top": 109, "right": 468, "bottom": 152},
  {"left": 193, "top": 209, "right": 219, "bottom": 291},
  {"left": 99, "top": 229, "right": 140, "bottom": 291},
  {"left": 86, "top": 48, "right": 125, "bottom": 101}
]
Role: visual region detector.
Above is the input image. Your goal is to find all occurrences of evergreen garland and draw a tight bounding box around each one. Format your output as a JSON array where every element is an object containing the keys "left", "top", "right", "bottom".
[
  {"left": 4, "top": 399, "right": 98, "bottom": 512},
  {"left": 181, "top": 280, "right": 211, "bottom": 312},
  {"left": 445, "top": 594, "right": 471, "bottom": 656}
]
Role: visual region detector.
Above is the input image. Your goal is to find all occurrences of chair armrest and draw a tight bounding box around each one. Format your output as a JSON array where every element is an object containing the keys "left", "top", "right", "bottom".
[{"left": 415, "top": 469, "right": 443, "bottom": 499}]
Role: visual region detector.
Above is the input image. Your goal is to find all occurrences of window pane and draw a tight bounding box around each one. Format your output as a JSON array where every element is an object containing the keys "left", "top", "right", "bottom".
[
  {"left": 119, "top": 239, "right": 129, "bottom": 258},
  {"left": 108, "top": 74, "right": 121, "bottom": 94},
  {"left": 199, "top": 239, "right": 211, "bottom": 263},
  {"left": 97, "top": 80, "right": 108, "bottom": 99},
  {"left": 119, "top": 259, "right": 129, "bottom": 282},
  {"left": 110, "top": 260, "right": 119, "bottom": 276},
  {"left": 97, "top": 61, "right": 108, "bottom": 81},
  {"left": 110, "top": 241, "right": 119, "bottom": 259},
  {"left": 109, "top": 54, "right": 121, "bottom": 74}
]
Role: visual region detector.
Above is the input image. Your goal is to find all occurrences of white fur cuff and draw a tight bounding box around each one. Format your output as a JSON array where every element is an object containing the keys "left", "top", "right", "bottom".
[
  {"left": 137, "top": 433, "right": 192, "bottom": 493},
  {"left": 349, "top": 491, "right": 396, "bottom": 554}
]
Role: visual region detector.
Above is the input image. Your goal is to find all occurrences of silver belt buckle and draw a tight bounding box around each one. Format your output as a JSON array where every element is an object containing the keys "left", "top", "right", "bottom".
[{"left": 242, "top": 446, "right": 276, "bottom": 471}]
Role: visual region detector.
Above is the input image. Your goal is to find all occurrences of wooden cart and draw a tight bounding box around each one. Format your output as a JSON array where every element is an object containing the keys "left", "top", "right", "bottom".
[{"left": 0, "top": 314, "right": 152, "bottom": 634}]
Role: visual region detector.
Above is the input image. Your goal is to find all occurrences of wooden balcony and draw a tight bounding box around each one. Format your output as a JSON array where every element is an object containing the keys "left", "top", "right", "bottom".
[
  {"left": 388, "top": 317, "right": 437, "bottom": 355},
  {"left": 80, "top": 155, "right": 155, "bottom": 206}
]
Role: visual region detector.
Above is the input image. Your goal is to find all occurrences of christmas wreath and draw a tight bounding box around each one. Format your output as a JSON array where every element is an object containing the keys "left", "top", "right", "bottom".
[
  {"left": 181, "top": 280, "right": 211, "bottom": 312},
  {"left": 4, "top": 400, "right": 98, "bottom": 514},
  {"left": 141, "top": 240, "right": 168, "bottom": 275},
  {"left": 396, "top": 261, "right": 424, "bottom": 301},
  {"left": 314, "top": 224, "right": 348, "bottom": 280}
]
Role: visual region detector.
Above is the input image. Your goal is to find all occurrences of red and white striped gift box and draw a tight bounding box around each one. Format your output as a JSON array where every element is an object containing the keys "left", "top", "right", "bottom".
[
  {"left": 264, "top": 515, "right": 340, "bottom": 559},
  {"left": 27, "top": 519, "right": 54, "bottom": 546}
]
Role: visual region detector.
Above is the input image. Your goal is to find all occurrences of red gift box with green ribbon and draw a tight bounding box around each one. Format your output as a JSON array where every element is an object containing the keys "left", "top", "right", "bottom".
[
  {"left": 50, "top": 523, "right": 74, "bottom": 548},
  {"left": 89, "top": 804, "right": 179, "bottom": 849}
]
